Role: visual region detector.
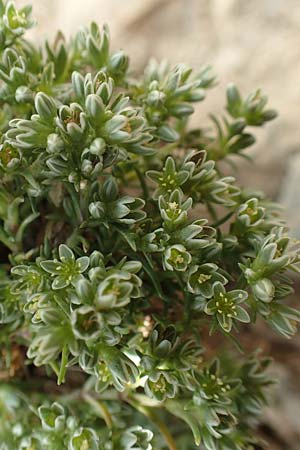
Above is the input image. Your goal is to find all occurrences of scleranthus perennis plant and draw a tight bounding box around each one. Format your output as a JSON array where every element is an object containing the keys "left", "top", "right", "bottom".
[{"left": 0, "top": 1, "right": 299, "bottom": 449}]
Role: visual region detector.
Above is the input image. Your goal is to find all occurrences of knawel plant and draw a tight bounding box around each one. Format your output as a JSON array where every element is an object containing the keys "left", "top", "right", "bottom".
[{"left": 0, "top": 2, "right": 299, "bottom": 449}]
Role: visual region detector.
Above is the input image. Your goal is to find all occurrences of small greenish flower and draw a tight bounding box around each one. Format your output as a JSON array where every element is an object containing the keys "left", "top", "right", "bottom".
[
  {"left": 11, "top": 264, "right": 43, "bottom": 293},
  {"left": 27, "top": 308, "right": 77, "bottom": 366},
  {"left": 95, "top": 345, "right": 139, "bottom": 392},
  {"left": 164, "top": 244, "right": 192, "bottom": 272},
  {"left": 73, "top": 71, "right": 153, "bottom": 155},
  {"left": 23, "top": 293, "right": 47, "bottom": 323},
  {"left": 40, "top": 244, "right": 89, "bottom": 290},
  {"left": 72, "top": 70, "right": 113, "bottom": 105},
  {"left": 226, "top": 84, "right": 277, "bottom": 126},
  {"left": 195, "top": 360, "right": 238, "bottom": 405},
  {"left": 121, "top": 426, "right": 153, "bottom": 450},
  {"left": 147, "top": 156, "right": 190, "bottom": 197},
  {"left": 181, "top": 150, "right": 240, "bottom": 205},
  {"left": 0, "top": 282, "right": 21, "bottom": 328},
  {"left": 241, "top": 238, "right": 290, "bottom": 302},
  {"left": 133, "top": 61, "right": 212, "bottom": 130},
  {"left": 141, "top": 228, "right": 170, "bottom": 253},
  {"left": 236, "top": 197, "right": 265, "bottom": 228},
  {"left": 144, "top": 370, "right": 177, "bottom": 402},
  {"left": 38, "top": 402, "right": 66, "bottom": 432},
  {"left": 3, "top": 3, "right": 34, "bottom": 35},
  {"left": 0, "top": 47, "right": 27, "bottom": 99},
  {"left": 94, "top": 360, "right": 113, "bottom": 392},
  {"left": 204, "top": 282, "right": 249, "bottom": 332},
  {"left": 0, "top": 47, "right": 27, "bottom": 94},
  {"left": 187, "top": 263, "right": 227, "bottom": 297},
  {"left": 69, "top": 427, "right": 99, "bottom": 450},
  {"left": 96, "top": 271, "right": 142, "bottom": 309},
  {"left": 71, "top": 306, "right": 102, "bottom": 340},
  {"left": 159, "top": 189, "right": 192, "bottom": 230},
  {"left": 56, "top": 103, "right": 88, "bottom": 144},
  {"left": 0, "top": 142, "right": 20, "bottom": 169}
]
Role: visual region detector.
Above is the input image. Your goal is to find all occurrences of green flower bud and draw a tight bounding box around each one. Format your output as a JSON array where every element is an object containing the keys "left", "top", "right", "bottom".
[
  {"left": 108, "top": 50, "right": 129, "bottom": 76},
  {"left": 252, "top": 278, "right": 275, "bottom": 303},
  {"left": 15, "top": 85, "right": 33, "bottom": 103},
  {"left": 35, "top": 92, "right": 57, "bottom": 121}
]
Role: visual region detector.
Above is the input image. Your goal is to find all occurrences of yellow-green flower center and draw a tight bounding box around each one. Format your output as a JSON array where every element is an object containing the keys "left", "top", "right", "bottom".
[
  {"left": 197, "top": 273, "right": 211, "bottom": 284},
  {"left": 215, "top": 292, "right": 238, "bottom": 318},
  {"left": 175, "top": 255, "right": 184, "bottom": 264},
  {"left": 80, "top": 439, "right": 89, "bottom": 450},
  {"left": 97, "top": 362, "right": 111, "bottom": 382},
  {"left": 155, "top": 376, "right": 167, "bottom": 393}
]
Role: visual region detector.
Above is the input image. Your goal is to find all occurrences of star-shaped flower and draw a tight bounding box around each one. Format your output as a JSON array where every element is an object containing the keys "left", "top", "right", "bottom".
[{"left": 204, "top": 282, "right": 250, "bottom": 332}]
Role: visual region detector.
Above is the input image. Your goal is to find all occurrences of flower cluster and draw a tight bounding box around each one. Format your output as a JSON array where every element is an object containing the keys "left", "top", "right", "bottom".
[
  {"left": 0, "top": 2, "right": 299, "bottom": 449},
  {"left": 0, "top": 384, "right": 154, "bottom": 450}
]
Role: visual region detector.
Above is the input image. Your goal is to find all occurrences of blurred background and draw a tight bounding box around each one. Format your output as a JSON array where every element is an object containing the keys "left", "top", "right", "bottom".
[{"left": 15, "top": 0, "right": 300, "bottom": 448}]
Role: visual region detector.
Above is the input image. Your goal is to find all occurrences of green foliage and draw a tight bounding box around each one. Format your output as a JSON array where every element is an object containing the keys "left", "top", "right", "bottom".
[{"left": 0, "top": 2, "right": 299, "bottom": 449}]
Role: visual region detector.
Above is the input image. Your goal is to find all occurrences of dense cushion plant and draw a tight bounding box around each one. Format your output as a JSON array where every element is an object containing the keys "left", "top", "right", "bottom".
[{"left": 0, "top": 2, "right": 299, "bottom": 449}]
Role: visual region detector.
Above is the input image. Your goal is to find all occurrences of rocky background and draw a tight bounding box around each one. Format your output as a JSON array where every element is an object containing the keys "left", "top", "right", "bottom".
[{"left": 15, "top": 1, "right": 300, "bottom": 448}]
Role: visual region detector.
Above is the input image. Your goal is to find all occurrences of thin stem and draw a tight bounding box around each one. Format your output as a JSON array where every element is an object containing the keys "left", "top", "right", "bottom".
[
  {"left": 159, "top": 142, "right": 179, "bottom": 158},
  {"left": 127, "top": 397, "right": 177, "bottom": 450},
  {"left": 175, "top": 272, "right": 185, "bottom": 291},
  {"left": 184, "top": 292, "right": 193, "bottom": 330},
  {"left": 134, "top": 166, "right": 149, "bottom": 200},
  {"left": 110, "top": 233, "right": 121, "bottom": 254},
  {"left": 0, "top": 229, "right": 16, "bottom": 252},
  {"left": 83, "top": 392, "right": 113, "bottom": 429},
  {"left": 50, "top": 361, "right": 60, "bottom": 378},
  {"left": 211, "top": 210, "right": 234, "bottom": 228},
  {"left": 58, "top": 345, "right": 68, "bottom": 385},
  {"left": 141, "top": 255, "right": 169, "bottom": 303},
  {"left": 207, "top": 202, "right": 218, "bottom": 222},
  {"left": 219, "top": 328, "right": 245, "bottom": 354}
]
